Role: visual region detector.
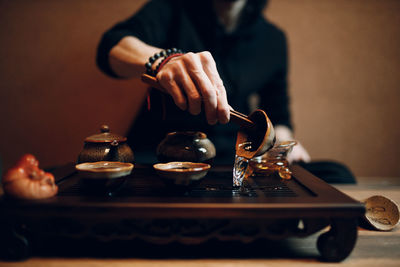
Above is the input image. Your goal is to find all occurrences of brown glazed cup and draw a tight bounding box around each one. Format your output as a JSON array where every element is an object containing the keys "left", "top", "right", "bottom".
[
  {"left": 75, "top": 161, "right": 134, "bottom": 196},
  {"left": 153, "top": 161, "right": 211, "bottom": 186},
  {"left": 156, "top": 131, "right": 216, "bottom": 164}
]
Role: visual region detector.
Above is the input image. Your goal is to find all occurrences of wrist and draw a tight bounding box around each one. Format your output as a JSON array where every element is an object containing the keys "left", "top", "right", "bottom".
[{"left": 145, "top": 48, "right": 184, "bottom": 76}]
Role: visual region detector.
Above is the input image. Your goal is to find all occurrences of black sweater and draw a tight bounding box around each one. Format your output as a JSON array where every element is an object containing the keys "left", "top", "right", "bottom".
[{"left": 97, "top": 0, "right": 291, "bottom": 164}]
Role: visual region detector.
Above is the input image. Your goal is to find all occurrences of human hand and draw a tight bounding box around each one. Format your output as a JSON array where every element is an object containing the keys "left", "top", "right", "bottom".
[
  {"left": 274, "top": 125, "right": 311, "bottom": 164},
  {"left": 286, "top": 142, "right": 311, "bottom": 164},
  {"left": 156, "top": 51, "right": 230, "bottom": 125}
]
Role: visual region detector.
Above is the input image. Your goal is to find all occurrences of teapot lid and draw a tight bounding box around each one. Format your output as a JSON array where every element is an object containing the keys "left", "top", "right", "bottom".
[{"left": 84, "top": 125, "right": 127, "bottom": 143}]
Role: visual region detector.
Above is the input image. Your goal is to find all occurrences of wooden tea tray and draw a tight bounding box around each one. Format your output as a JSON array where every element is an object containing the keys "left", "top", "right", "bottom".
[{"left": 0, "top": 164, "right": 365, "bottom": 262}]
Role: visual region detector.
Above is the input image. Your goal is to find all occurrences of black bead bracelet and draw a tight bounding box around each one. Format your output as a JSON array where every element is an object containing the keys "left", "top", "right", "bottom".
[{"left": 145, "top": 48, "right": 184, "bottom": 76}]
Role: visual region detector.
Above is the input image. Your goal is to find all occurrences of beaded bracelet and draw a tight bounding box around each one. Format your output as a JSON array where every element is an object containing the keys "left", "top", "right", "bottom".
[
  {"left": 155, "top": 53, "right": 184, "bottom": 73},
  {"left": 145, "top": 48, "right": 184, "bottom": 76}
]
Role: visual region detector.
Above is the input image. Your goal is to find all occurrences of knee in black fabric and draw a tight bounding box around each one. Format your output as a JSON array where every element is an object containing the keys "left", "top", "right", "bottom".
[{"left": 298, "top": 161, "right": 356, "bottom": 184}]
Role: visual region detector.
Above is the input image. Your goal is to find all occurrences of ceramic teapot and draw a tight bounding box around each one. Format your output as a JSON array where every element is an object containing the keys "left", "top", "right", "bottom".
[
  {"left": 156, "top": 131, "right": 216, "bottom": 164},
  {"left": 77, "top": 125, "right": 134, "bottom": 163}
]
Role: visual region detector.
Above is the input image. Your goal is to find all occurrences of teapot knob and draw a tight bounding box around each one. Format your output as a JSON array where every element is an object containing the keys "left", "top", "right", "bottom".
[{"left": 100, "top": 125, "right": 110, "bottom": 133}]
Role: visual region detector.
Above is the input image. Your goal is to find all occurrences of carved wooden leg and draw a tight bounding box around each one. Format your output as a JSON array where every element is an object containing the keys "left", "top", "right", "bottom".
[{"left": 317, "top": 218, "right": 358, "bottom": 262}]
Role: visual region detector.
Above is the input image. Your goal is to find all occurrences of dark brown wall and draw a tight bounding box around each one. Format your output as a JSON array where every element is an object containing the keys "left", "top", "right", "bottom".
[{"left": 0, "top": 0, "right": 399, "bottom": 177}]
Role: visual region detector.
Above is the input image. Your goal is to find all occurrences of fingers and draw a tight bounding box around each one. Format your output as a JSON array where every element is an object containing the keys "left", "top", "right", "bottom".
[
  {"left": 156, "top": 51, "right": 230, "bottom": 125},
  {"left": 157, "top": 68, "right": 187, "bottom": 111},
  {"left": 157, "top": 55, "right": 203, "bottom": 116},
  {"left": 287, "top": 143, "right": 311, "bottom": 164},
  {"left": 198, "top": 51, "right": 230, "bottom": 124},
  {"left": 183, "top": 52, "right": 218, "bottom": 124},
  {"left": 177, "top": 74, "right": 202, "bottom": 115}
]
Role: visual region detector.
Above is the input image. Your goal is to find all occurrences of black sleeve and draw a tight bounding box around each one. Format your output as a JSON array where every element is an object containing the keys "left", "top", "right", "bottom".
[
  {"left": 258, "top": 29, "right": 292, "bottom": 130},
  {"left": 96, "top": 0, "right": 175, "bottom": 78}
]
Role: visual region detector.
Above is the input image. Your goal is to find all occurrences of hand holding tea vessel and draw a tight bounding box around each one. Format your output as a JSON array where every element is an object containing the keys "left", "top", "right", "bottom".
[
  {"left": 108, "top": 37, "right": 230, "bottom": 125},
  {"left": 142, "top": 74, "right": 275, "bottom": 159},
  {"left": 154, "top": 51, "right": 230, "bottom": 125},
  {"left": 142, "top": 73, "right": 254, "bottom": 128}
]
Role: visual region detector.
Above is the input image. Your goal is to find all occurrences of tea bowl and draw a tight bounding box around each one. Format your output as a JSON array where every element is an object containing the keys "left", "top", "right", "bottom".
[
  {"left": 153, "top": 161, "right": 210, "bottom": 186},
  {"left": 75, "top": 161, "right": 134, "bottom": 195}
]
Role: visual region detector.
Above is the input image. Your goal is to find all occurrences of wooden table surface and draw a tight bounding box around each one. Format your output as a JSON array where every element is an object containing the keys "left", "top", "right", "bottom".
[{"left": 0, "top": 176, "right": 399, "bottom": 267}]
